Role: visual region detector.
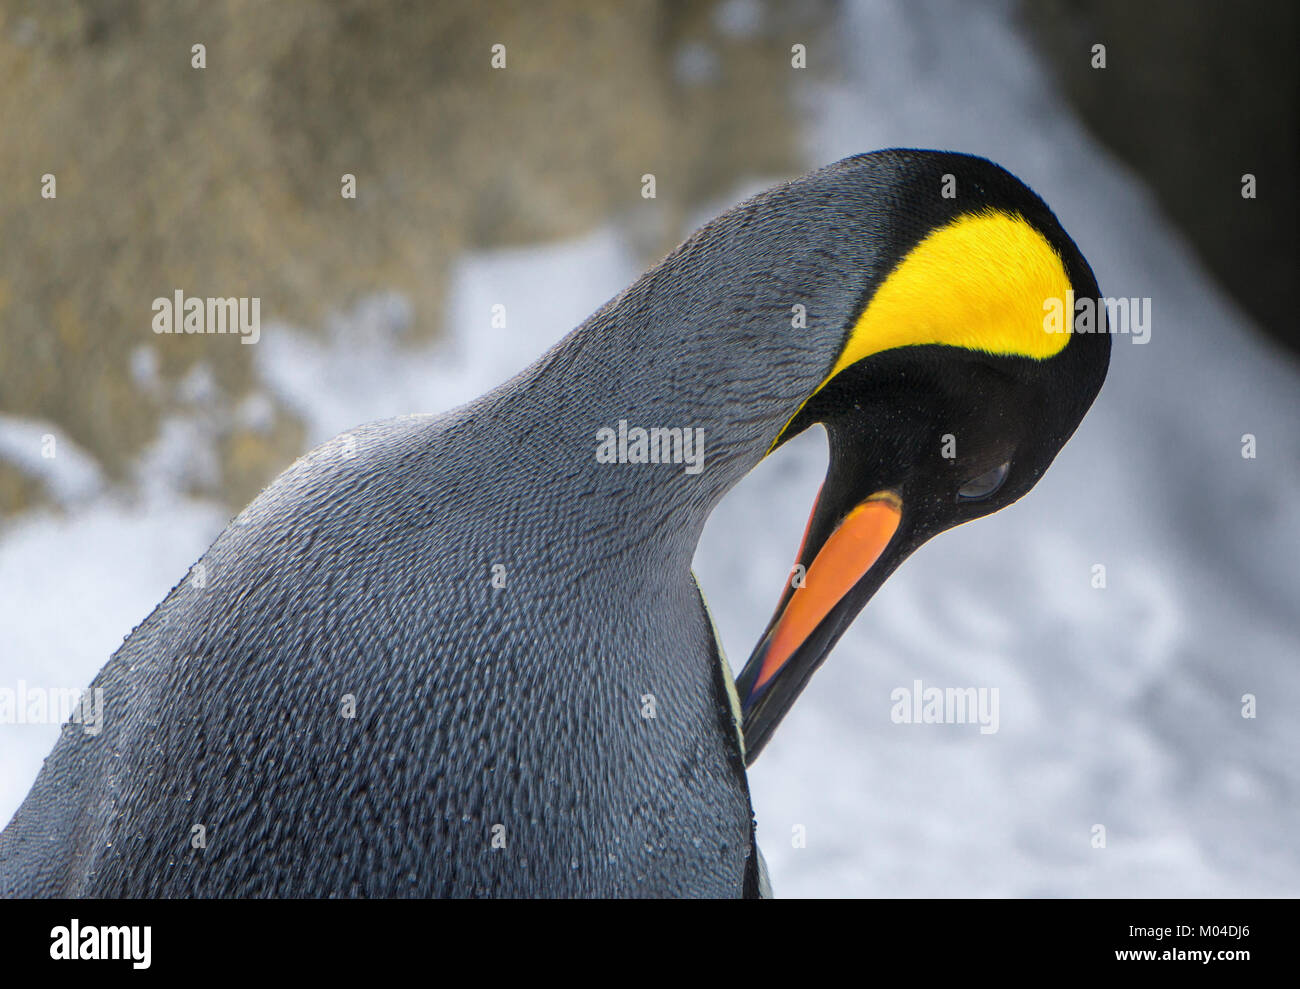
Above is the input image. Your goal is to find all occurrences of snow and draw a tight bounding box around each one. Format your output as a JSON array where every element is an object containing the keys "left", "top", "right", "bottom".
[{"left": 0, "top": 417, "right": 103, "bottom": 508}]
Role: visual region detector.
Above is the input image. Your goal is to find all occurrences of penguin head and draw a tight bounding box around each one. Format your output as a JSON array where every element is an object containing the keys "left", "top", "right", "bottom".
[{"left": 735, "top": 151, "right": 1111, "bottom": 762}]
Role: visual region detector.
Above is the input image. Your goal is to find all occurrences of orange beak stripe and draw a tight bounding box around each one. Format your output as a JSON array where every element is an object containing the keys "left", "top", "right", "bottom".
[{"left": 754, "top": 492, "right": 903, "bottom": 692}]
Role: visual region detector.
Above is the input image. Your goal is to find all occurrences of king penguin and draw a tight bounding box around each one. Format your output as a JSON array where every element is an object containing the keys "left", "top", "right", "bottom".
[{"left": 0, "top": 150, "right": 1108, "bottom": 898}]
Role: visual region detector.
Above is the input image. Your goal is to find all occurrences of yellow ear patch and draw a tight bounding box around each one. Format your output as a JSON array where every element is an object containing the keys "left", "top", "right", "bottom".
[
  {"left": 769, "top": 210, "right": 1072, "bottom": 451},
  {"left": 829, "top": 209, "right": 1072, "bottom": 380}
]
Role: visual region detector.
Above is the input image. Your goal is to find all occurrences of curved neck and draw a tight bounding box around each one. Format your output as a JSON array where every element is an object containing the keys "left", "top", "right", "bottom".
[{"left": 481, "top": 233, "right": 849, "bottom": 569}]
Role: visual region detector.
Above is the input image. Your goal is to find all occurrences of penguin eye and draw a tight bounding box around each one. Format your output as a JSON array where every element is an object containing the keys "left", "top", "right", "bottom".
[{"left": 957, "top": 461, "right": 1010, "bottom": 502}]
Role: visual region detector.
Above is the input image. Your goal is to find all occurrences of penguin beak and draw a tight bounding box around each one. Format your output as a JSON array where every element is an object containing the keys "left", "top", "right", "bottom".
[{"left": 736, "top": 489, "right": 905, "bottom": 765}]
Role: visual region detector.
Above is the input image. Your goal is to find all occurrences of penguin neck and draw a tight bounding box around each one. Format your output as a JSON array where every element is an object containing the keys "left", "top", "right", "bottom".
[{"left": 489, "top": 254, "right": 844, "bottom": 572}]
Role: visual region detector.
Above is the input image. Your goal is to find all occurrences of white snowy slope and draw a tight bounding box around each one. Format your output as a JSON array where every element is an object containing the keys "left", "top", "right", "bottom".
[{"left": 1, "top": 0, "right": 1296, "bottom": 896}]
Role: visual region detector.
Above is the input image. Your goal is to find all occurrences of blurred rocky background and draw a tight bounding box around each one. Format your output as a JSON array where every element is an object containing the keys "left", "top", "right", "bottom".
[
  {"left": 0, "top": 0, "right": 824, "bottom": 514},
  {"left": 1021, "top": 0, "right": 1297, "bottom": 356},
  {"left": 0, "top": 0, "right": 1294, "bottom": 518}
]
